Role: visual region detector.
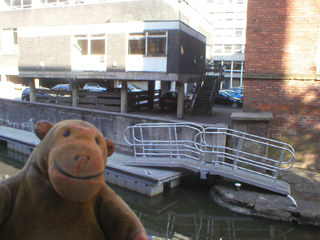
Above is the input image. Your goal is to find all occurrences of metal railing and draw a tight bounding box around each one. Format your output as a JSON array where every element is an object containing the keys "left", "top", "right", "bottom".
[
  {"left": 124, "top": 122, "right": 296, "bottom": 199},
  {"left": 124, "top": 122, "right": 205, "bottom": 164},
  {"left": 194, "top": 127, "right": 295, "bottom": 184}
]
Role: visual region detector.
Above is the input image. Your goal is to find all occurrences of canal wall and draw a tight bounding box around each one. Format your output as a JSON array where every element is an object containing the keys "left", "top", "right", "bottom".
[{"left": 0, "top": 99, "right": 212, "bottom": 154}]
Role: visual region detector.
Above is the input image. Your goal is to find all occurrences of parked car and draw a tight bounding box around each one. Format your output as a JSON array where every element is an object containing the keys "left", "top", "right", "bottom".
[
  {"left": 214, "top": 91, "right": 243, "bottom": 108},
  {"left": 83, "top": 83, "right": 107, "bottom": 92},
  {"left": 230, "top": 86, "right": 244, "bottom": 95},
  {"left": 159, "top": 91, "right": 191, "bottom": 110},
  {"left": 118, "top": 84, "right": 144, "bottom": 92},
  {"left": 51, "top": 84, "right": 70, "bottom": 91},
  {"left": 21, "top": 87, "right": 52, "bottom": 101},
  {"left": 220, "top": 89, "right": 243, "bottom": 99}
]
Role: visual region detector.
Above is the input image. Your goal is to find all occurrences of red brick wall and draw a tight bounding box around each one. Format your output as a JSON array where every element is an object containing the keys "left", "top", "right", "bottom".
[
  {"left": 244, "top": 0, "right": 320, "bottom": 170},
  {"left": 246, "top": 0, "right": 320, "bottom": 75}
]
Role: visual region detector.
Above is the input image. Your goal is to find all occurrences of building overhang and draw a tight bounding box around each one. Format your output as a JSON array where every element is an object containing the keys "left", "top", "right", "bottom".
[{"left": 19, "top": 71, "right": 201, "bottom": 83}]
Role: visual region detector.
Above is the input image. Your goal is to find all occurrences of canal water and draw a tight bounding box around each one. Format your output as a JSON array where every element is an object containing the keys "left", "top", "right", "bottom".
[{"left": 1, "top": 143, "right": 320, "bottom": 240}]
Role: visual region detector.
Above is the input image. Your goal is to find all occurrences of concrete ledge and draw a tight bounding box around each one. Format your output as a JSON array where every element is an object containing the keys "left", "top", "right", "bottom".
[{"left": 231, "top": 112, "right": 274, "bottom": 121}]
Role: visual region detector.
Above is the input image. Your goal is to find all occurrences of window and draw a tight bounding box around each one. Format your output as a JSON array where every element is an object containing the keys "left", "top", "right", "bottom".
[
  {"left": 11, "top": 0, "right": 32, "bottom": 8},
  {"left": 224, "top": 45, "right": 232, "bottom": 53},
  {"left": 234, "top": 44, "right": 243, "bottom": 53},
  {"left": 233, "top": 61, "right": 242, "bottom": 70},
  {"left": 235, "top": 28, "right": 243, "bottom": 37},
  {"left": 147, "top": 32, "right": 166, "bottom": 55},
  {"left": 128, "top": 31, "right": 167, "bottom": 56},
  {"left": 214, "top": 28, "right": 223, "bottom": 38},
  {"left": 2, "top": 28, "right": 18, "bottom": 53},
  {"left": 128, "top": 33, "right": 146, "bottom": 55},
  {"left": 225, "top": 28, "right": 233, "bottom": 38},
  {"left": 75, "top": 34, "right": 105, "bottom": 55},
  {"left": 214, "top": 44, "right": 222, "bottom": 54},
  {"left": 224, "top": 61, "right": 232, "bottom": 70},
  {"left": 225, "top": 12, "right": 233, "bottom": 21}
]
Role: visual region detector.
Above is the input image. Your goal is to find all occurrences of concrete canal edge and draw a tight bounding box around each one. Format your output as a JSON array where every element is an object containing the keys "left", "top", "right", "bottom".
[{"left": 209, "top": 169, "right": 320, "bottom": 227}]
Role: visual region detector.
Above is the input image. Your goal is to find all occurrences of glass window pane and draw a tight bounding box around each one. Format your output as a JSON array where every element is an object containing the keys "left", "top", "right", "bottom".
[
  {"left": 214, "top": 44, "right": 222, "bottom": 53},
  {"left": 91, "top": 39, "right": 105, "bottom": 55},
  {"left": 23, "top": 0, "right": 32, "bottom": 8},
  {"left": 214, "top": 28, "right": 223, "bottom": 37},
  {"left": 91, "top": 34, "right": 105, "bottom": 38},
  {"left": 224, "top": 44, "right": 232, "bottom": 53},
  {"left": 235, "top": 28, "right": 243, "bottom": 37},
  {"left": 77, "top": 39, "right": 88, "bottom": 55},
  {"left": 13, "top": 0, "right": 22, "bottom": 7},
  {"left": 225, "top": 28, "right": 233, "bottom": 37},
  {"left": 128, "top": 39, "right": 146, "bottom": 55},
  {"left": 148, "top": 31, "right": 166, "bottom": 36},
  {"left": 13, "top": 28, "right": 18, "bottom": 45},
  {"left": 147, "top": 38, "right": 166, "bottom": 55},
  {"left": 233, "top": 61, "right": 242, "bottom": 70},
  {"left": 75, "top": 34, "right": 87, "bottom": 38},
  {"left": 224, "top": 61, "right": 232, "bottom": 70},
  {"left": 235, "top": 44, "right": 243, "bottom": 53}
]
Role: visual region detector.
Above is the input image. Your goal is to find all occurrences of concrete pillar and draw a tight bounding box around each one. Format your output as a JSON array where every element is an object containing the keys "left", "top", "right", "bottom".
[
  {"left": 0, "top": 75, "right": 7, "bottom": 82},
  {"left": 121, "top": 81, "right": 128, "bottom": 113},
  {"left": 177, "top": 82, "right": 184, "bottom": 119},
  {"left": 71, "top": 81, "right": 78, "bottom": 107},
  {"left": 147, "top": 81, "right": 155, "bottom": 109},
  {"left": 29, "top": 79, "right": 36, "bottom": 102},
  {"left": 160, "top": 81, "right": 168, "bottom": 97}
]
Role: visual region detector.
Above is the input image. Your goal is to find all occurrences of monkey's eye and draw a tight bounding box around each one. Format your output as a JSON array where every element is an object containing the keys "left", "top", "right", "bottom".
[
  {"left": 64, "top": 130, "right": 70, "bottom": 137},
  {"left": 95, "top": 138, "right": 100, "bottom": 145}
]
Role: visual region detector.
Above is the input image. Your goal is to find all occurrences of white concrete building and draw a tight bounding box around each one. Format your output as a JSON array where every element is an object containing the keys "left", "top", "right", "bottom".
[{"left": 188, "top": 0, "right": 247, "bottom": 89}]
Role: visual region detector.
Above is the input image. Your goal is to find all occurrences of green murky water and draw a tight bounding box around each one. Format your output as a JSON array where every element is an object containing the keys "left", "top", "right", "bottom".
[{"left": 1, "top": 143, "right": 320, "bottom": 240}]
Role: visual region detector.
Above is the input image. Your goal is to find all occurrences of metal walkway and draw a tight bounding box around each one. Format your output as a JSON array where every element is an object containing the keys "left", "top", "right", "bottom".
[{"left": 123, "top": 122, "right": 296, "bottom": 205}]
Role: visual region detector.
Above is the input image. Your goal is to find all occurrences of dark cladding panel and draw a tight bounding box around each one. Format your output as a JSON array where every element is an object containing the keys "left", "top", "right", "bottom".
[
  {"left": 166, "top": 30, "right": 180, "bottom": 73},
  {"left": 167, "top": 30, "right": 205, "bottom": 75}
]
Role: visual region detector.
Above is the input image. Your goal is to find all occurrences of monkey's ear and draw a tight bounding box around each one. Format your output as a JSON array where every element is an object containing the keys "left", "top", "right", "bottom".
[
  {"left": 34, "top": 120, "right": 54, "bottom": 140},
  {"left": 105, "top": 139, "right": 115, "bottom": 157}
]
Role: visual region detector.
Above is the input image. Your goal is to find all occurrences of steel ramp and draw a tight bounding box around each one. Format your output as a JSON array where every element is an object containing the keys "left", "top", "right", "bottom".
[{"left": 123, "top": 122, "right": 295, "bottom": 199}]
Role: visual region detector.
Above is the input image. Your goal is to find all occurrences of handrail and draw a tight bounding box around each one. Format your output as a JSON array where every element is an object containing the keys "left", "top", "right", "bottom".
[
  {"left": 193, "top": 128, "right": 295, "bottom": 178},
  {"left": 124, "top": 122, "right": 296, "bottom": 197},
  {"left": 124, "top": 122, "right": 206, "bottom": 163},
  {"left": 191, "top": 67, "right": 206, "bottom": 106}
]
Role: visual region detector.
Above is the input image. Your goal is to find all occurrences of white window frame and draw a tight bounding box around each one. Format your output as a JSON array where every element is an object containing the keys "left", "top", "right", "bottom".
[
  {"left": 1, "top": 28, "right": 18, "bottom": 54},
  {"left": 128, "top": 31, "right": 168, "bottom": 56},
  {"left": 74, "top": 33, "right": 106, "bottom": 56}
]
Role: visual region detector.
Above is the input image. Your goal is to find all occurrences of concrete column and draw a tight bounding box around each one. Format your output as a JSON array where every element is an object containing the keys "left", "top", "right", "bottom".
[
  {"left": 160, "top": 81, "right": 168, "bottom": 97},
  {"left": 147, "top": 80, "right": 155, "bottom": 109},
  {"left": 177, "top": 82, "right": 184, "bottom": 119},
  {"left": 121, "top": 81, "right": 128, "bottom": 113},
  {"left": 29, "top": 79, "right": 36, "bottom": 102},
  {"left": 0, "top": 75, "right": 7, "bottom": 82},
  {"left": 71, "top": 81, "right": 78, "bottom": 107}
]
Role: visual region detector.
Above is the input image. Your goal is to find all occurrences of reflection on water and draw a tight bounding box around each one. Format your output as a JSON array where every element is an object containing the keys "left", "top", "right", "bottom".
[
  {"left": 1, "top": 143, "right": 320, "bottom": 240},
  {"left": 111, "top": 183, "right": 319, "bottom": 240}
]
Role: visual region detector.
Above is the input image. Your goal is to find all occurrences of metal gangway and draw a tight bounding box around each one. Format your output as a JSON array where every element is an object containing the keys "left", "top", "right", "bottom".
[{"left": 124, "top": 122, "right": 296, "bottom": 206}]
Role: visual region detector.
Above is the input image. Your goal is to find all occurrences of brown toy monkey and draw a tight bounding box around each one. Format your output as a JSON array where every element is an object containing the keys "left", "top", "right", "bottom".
[{"left": 0, "top": 119, "right": 149, "bottom": 240}]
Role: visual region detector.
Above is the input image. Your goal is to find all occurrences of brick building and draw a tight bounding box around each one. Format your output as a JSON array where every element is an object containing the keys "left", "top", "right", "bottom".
[{"left": 244, "top": 0, "right": 320, "bottom": 170}]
